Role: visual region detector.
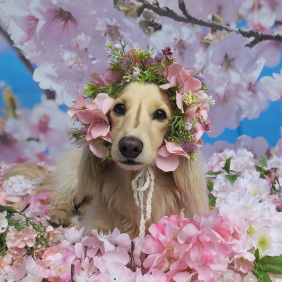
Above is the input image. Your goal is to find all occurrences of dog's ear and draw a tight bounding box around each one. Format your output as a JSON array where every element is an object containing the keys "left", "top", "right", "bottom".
[
  {"left": 75, "top": 145, "right": 109, "bottom": 204},
  {"left": 172, "top": 151, "right": 209, "bottom": 216}
]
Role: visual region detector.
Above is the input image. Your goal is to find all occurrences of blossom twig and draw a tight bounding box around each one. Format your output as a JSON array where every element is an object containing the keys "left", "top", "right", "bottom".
[
  {"left": 135, "top": 0, "right": 282, "bottom": 48},
  {"left": 0, "top": 25, "right": 56, "bottom": 100}
]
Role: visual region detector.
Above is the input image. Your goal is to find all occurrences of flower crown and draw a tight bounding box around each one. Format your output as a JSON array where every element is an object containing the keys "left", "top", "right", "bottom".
[{"left": 67, "top": 38, "right": 214, "bottom": 172}]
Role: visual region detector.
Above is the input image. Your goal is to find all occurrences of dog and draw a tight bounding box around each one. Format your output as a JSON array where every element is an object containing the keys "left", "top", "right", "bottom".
[{"left": 4, "top": 82, "right": 209, "bottom": 238}]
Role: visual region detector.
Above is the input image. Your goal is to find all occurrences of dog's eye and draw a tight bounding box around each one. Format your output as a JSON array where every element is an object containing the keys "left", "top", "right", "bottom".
[
  {"left": 114, "top": 103, "right": 126, "bottom": 115},
  {"left": 153, "top": 109, "right": 166, "bottom": 120}
]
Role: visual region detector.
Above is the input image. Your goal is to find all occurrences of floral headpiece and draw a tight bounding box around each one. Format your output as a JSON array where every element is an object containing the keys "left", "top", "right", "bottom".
[{"left": 68, "top": 38, "right": 214, "bottom": 172}]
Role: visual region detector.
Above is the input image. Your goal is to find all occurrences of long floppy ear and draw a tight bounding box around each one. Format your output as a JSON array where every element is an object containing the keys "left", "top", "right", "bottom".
[
  {"left": 172, "top": 151, "right": 209, "bottom": 216},
  {"left": 75, "top": 145, "right": 109, "bottom": 204}
]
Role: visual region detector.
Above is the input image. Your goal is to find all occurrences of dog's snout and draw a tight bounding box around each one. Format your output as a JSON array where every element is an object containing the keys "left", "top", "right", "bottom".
[{"left": 119, "top": 137, "right": 143, "bottom": 159}]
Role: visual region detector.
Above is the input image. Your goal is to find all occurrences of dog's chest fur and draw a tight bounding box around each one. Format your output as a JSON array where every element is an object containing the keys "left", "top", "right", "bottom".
[{"left": 82, "top": 164, "right": 187, "bottom": 237}]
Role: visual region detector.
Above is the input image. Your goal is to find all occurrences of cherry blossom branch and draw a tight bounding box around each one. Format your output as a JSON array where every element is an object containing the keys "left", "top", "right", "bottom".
[
  {"left": 136, "top": 0, "right": 282, "bottom": 47},
  {"left": 0, "top": 25, "right": 56, "bottom": 100},
  {"left": 275, "top": 21, "right": 282, "bottom": 26}
]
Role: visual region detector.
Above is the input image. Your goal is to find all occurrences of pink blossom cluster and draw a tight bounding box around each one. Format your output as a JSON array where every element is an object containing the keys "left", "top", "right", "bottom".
[
  {"left": 1, "top": 148, "right": 282, "bottom": 281},
  {"left": 67, "top": 91, "right": 114, "bottom": 158},
  {"left": 156, "top": 63, "right": 213, "bottom": 171},
  {"left": 0, "top": 94, "right": 72, "bottom": 164}
]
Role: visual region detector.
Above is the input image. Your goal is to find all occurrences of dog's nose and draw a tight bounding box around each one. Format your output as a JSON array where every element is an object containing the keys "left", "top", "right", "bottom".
[{"left": 119, "top": 137, "right": 143, "bottom": 159}]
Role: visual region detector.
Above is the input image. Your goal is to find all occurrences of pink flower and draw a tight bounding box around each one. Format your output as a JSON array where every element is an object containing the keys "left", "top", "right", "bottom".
[
  {"left": 49, "top": 250, "right": 77, "bottom": 281},
  {"left": 159, "top": 63, "right": 201, "bottom": 94},
  {"left": 6, "top": 227, "right": 21, "bottom": 248},
  {"left": 6, "top": 247, "right": 27, "bottom": 259},
  {"left": 84, "top": 110, "right": 111, "bottom": 140},
  {"left": 67, "top": 90, "right": 97, "bottom": 124},
  {"left": 46, "top": 225, "right": 63, "bottom": 244},
  {"left": 234, "top": 252, "right": 255, "bottom": 274},
  {"left": 91, "top": 69, "right": 123, "bottom": 88},
  {"left": 0, "top": 256, "right": 13, "bottom": 275},
  {"left": 156, "top": 140, "right": 189, "bottom": 172},
  {"left": 14, "top": 256, "right": 48, "bottom": 282},
  {"left": 64, "top": 226, "right": 85, "bottom": 244},
  {"left": 15, "top": 228, "right": 37, "bottom": 248},
  {"left": 98, "top": 262, "right": 134, "bottom": 282}
]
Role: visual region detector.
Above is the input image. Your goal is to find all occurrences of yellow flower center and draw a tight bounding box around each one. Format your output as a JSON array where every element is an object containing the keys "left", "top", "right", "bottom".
[
  {"left": 258, "top": 234, "right": 271, "bottom": 252},
  {"left": 247, "top": 225, "right": 255, "bottom": 236}
]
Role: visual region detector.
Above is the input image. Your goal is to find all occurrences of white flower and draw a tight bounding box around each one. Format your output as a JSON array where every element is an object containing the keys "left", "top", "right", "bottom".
[
  {"left": 113, "top": 43, "right": 121, "bottom": 49},
  {"left": 209, "top": 99, "right": 215, "bottom": 106},
  {"left": 2, "top": 176, "right": 43, "bottom": 202},
  {"left": 243, "top": 273, "right": 258, "bottom": 282},
  {"left": 185, "top": 123, "right": 192, "bottom": 131},
  {"left": 0, "top": 211, "right": 8, "bottom": 233},
  {"left": 250, "top": 226, "right": 282, "bottom": 257}
]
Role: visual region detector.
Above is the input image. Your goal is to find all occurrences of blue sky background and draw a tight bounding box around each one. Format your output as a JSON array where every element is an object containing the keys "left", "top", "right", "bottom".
[{"left": 0, "top": 34, "right": 281, "bottom": 148}]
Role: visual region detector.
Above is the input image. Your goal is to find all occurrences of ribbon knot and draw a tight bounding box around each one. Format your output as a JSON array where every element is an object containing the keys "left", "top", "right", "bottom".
[{"left": 131, "top": 166, "right": 155, "bottom": 240}]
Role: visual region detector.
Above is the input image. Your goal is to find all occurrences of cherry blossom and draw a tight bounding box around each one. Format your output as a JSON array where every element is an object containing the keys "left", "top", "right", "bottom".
[
  {"left": 150, "top": 18, "right": 199, "bottom": 66},
  {"left": 260, "top": 68, "right": 282, "bottom": 101},
  {"left": 15, "top": 256, "right": 48, "bottom": 281}
]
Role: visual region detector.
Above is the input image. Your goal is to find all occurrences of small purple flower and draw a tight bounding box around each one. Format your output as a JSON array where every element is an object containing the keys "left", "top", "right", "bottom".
[
  {"left": 133, "top": 67, "right": 141, "bottom": 76},
  {"left": 146, "top": 57, "right": 154, "bottom": 65},
  {"left": 163, "top": 47, "right": 173, "bottom": 56},
  {"left": 183, "top": 143, "right": 198, "bottom": 153},
  {"left": 68, "top": 127, "right": 87, "bottom": 147},
  {"left": 203, "top": 123, "right": 211, "bottom": 132},
  {"left": 154, "top": 53, "right": 163, "bottom": 62},
  {"left": 119, "top": 57, "right": 133, "bottom": 71},
  {"left": 106, "top": 50, "right": 113, "bottom": 58},
  {"left": 80, "top": 126, "right": 88, "bottom": 136}
]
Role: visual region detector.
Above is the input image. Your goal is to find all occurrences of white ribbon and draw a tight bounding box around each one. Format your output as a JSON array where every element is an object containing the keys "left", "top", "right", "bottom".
[{"left": 131, "top": 166, "right": 155, "bottom": 240}]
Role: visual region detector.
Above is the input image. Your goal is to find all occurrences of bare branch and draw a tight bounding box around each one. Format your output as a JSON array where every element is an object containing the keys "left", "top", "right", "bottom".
[
  {"left": 136, "top": 0, "right": 282, "bottom": 47},
  {"left": 0, "top": 25, "right": 56, "bottom": 100},
  {"left": 275, "top": 20, "right": 282, "bottom": 26}
]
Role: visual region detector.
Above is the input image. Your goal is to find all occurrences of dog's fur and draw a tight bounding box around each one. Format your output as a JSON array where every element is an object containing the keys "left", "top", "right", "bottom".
[{"left": 5, "top": 82, "right": 209, "bottom": 238}]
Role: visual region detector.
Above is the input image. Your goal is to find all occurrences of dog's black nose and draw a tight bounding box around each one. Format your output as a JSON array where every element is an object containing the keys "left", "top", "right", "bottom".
[{"left": 119, "top": 137, "right": 143, "bottom": 159}]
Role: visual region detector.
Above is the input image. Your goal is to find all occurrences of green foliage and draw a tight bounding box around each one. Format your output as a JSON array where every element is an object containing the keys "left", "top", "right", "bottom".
[
  {"left": 259, "top": 154, "right": 267, "bottom": 167},
  {"left": 258, "top": 255, "right": 282, "bottom": 274},
  {"left": 253, "top": 249, "right": 282, "bottom": 282},
  {"left": 209, "top": 198, "right": 216, "bottom": 206},
  {"left": 207, "top": 181, "right": 214, "bottom": 192},
  {"left": 206, "top": 171, "right": 222, "bottom": 175},
  {"left": 223, "top": 157, "right": 231, "bottom": 173},
  {"left": 255, "top": 165, "right": 266, "bottom": 176},
  {"left": 253, "top": 268, "right": 272, "bottom": 282},
  {"left": 255, "top": 249, "right": 260, "bottom": 261},
  {"left": 0, "top": 204, "right": 48, "bottom": 256},
  {"left": 225, "top": 174, "right": 239, "bottom": 183}
]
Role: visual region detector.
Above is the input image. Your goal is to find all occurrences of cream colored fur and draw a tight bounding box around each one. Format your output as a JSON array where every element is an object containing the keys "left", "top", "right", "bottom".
[{"left": 4, "top": 82, "right": 209, "bottom": 237}]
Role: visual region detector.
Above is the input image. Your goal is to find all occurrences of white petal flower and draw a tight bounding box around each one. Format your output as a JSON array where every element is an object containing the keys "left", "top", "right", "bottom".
[{"left": 0, "top": 211, "right": 8, "bottom": 233}]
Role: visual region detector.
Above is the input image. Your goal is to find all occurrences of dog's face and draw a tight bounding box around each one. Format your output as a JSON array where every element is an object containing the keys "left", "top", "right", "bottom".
[{"left": 109, "top": 82, "right": 173, "bottom": 171}]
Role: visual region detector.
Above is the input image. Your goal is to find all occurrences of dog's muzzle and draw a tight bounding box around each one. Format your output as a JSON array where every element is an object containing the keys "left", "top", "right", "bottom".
[{"left": 118, "top": 137, "right": 143, "bottom": 159}]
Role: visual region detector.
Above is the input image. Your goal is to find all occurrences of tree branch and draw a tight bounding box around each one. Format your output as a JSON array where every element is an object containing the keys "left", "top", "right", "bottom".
[
  {"left": 275, "top": 20, "right": 282, "bottom": 26},
  {"left": 0, "top": 25, "right": 55, "bottom": 100},
  {"left": 137, "top": 0, "right": 282, "bottom": 48}
]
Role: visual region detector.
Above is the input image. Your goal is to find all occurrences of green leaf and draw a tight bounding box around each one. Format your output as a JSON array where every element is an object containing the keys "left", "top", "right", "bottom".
[
  {"left": 0, "top": 205, "right": 18, "bottom": 214},
  {"left": 225, "top": 174, "right": 239, "bottom": 183},
  {"left": 253, "top": 268, "right": 272, "bottom": 282},
  {"left": 209, "top": 198, "right": 216, "bottom": 206},
  {"left": 207, "top": 181, "right": 214, "bottom": 192},
  {"left": 255, "top": 166, "right": 266, "bottom": 176},
  {"left": 258, "top": 255, "right": 282, "bottom": 274},
  {"left": 255, "top": 249, "right": 260, "bottom": 262},
  {"left": 223, "top": 157, "right": 231, "bottom": 173},
  {"left": 259, "top": 154, "right": 267, "bottom": 167},
  {"left": 206, "top": 171, "right": 222, "bottom": 175}
]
